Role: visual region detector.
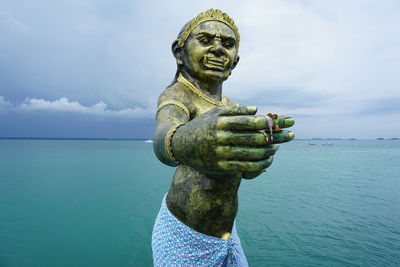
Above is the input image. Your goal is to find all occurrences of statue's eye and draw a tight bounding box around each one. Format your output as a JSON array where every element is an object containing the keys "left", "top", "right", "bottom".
[
  {"left": 199, "top": 37, "right": 211, "bottom": 45},
  {"left": 223, "top": 41, "right": 234, "bottom": 49}
]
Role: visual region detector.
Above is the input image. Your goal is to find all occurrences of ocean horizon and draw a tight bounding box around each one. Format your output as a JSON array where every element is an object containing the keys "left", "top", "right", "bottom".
[{"left": 1, "top": 137, "right": 399, "bottom": 140}]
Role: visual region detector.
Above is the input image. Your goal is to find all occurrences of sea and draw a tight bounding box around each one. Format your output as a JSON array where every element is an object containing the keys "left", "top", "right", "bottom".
[{"left": 0, "top": 139, "right": 399, "bottom": 266}]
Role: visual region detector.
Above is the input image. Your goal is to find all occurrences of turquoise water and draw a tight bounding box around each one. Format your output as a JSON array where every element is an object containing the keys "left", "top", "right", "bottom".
[{"left": 0, "top": 139, "right": 399, "bottom": 266}]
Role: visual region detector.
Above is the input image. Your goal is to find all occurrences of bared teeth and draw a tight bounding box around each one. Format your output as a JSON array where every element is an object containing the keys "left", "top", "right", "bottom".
[
  {"left": 209, "top": 58, "right": 224, "bottom": 62},
  {"left": 207, "top": 58, "right": 226, "bottom": 67},
  {"left": 207, "top": 57, "right": 226, "bottom": 64},
  {"left": 208, "top": 60, "right": 223, "bottom": 65},
  {"left": 207, "top": 62, "right": 224, "bottom": 69},
  {"left": 203, "top": 56, "right": 227, "bottom": 70}
]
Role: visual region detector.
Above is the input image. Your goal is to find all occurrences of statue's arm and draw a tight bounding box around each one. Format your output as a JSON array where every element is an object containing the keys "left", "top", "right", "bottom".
[
  {"left": 154, "top": 98, "right": 295, "bottom": 176},
  {"left": 153, "top": 103, "right": 190, "bottom": 166}
]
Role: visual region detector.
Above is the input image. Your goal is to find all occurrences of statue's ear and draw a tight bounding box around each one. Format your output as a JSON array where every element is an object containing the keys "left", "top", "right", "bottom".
[
  {"left": 231, "top": 55, "right": 240, "bottom": 70},
  {"left": 172, "top": 40, "right": 184, "bottom": 65}
]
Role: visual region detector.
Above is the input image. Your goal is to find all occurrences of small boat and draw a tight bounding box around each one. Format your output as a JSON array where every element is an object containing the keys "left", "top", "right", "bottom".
[
  {"left": 322, "top": 142, "right": 333, "bottom": 146},
  {"left": 308, "top": 143, "right": 316, "bottom": 145},
  {"left": 145, "top": 139, "right": 153, "bottom": 143}
]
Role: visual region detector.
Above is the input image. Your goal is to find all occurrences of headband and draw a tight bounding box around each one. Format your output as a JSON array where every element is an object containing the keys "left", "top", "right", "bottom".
[{"left": 177, "top": 9, "right": 240, "bottom": 51}]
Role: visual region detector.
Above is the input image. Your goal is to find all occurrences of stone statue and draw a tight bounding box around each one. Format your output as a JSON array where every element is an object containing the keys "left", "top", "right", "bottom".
[{"left": 152, "top": 9, "right": 295, "bottom": 266}]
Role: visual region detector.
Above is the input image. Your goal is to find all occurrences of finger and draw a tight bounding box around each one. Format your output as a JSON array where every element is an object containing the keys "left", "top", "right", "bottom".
[
  {"left": 216, "top": 131, "right": 268, "bottom": 146},
  {"left": 267, "top": 144, "right": 280, "bottom": 155},
  {"left": 218, "top": 156, "right": 274, "bottom": 173},
  {"left": 272, "top": 130, "right": 295, "bottom": 143},
  {"left": 216, "top": 116, "right": 267, "bottom": 130},
  {"left": 215, "top": 146, "right": 276, "bottom": 161},
  {"left": 219, "top": 104, "right": 257, "bottom": 116},
  {"left": 274, "top": 116, "right": 295, "bottom": 129},
  {"left": 242, "top": 170, "right": 265, "bottom": 179}
]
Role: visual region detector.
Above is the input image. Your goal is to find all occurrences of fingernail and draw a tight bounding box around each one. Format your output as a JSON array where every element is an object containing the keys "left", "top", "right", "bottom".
[
  {"left": 284, "top": 118, "right": 295, "bottom": 127},
  {"left": 288, "top": 131, "right": 295, "bottom": 140},
  {"left": 248, "top": 106, "right": 257, "bottom": 113}
]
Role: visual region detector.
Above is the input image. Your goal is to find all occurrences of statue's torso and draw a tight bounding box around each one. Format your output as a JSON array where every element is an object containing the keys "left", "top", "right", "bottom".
[
  {"left": 167, "top": 166, "right": 241, "bottom": 237},
  {"left": 163, "top": 81, "right": 241, "bottom": 237}
]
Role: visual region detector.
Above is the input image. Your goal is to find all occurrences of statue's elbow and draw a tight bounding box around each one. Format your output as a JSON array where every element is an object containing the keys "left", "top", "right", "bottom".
[{"left": 153, "top": 136, "right": 178, "bottom": 167}]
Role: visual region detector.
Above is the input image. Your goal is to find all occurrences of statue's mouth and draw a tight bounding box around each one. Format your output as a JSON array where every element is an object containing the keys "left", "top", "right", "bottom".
[{"left": 203, "top": 55, "right": 229, "bottom": 71}]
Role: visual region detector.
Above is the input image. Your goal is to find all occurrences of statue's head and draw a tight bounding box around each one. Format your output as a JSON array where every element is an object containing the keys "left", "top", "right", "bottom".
[{"left": 172, "top": 9, "right": 240, "bottom": 83}]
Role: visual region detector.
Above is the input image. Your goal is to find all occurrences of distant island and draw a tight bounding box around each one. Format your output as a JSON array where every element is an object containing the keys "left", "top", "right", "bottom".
[{"left": 311, "top": 138, "right": 342, "bottom": 140}]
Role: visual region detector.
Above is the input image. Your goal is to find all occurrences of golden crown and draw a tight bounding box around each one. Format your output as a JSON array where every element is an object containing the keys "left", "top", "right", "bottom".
[{"left": 177, "top": 9, "right": 240, "bottom": 51}]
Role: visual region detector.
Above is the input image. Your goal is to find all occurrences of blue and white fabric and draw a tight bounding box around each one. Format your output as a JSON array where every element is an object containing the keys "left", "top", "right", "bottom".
[{"left": 152, "top": 195, "right": 249, "bottom": 266}]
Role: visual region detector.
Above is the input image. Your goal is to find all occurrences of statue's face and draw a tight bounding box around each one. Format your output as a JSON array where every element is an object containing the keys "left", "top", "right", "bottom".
[{"left": 182, "top": 21, "right": 238, "bottom": 83}]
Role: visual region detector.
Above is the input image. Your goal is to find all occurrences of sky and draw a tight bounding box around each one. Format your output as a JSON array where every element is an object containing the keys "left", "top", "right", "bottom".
[{"left": 0, "top": 0, "right": 399, "bottom": 139}]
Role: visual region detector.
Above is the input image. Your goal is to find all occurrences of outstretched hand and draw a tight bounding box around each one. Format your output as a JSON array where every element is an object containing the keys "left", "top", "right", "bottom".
[{"left": 171, "top": 104, "right": 295, "bottom": 176}]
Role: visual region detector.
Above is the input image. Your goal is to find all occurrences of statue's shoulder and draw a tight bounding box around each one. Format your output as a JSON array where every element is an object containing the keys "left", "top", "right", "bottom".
[
  {"left": 156, "top": 81, "right": 194, "bottom": 118},
  {"left": 158, "top": 81, "right": 192, "bottom": 106}
]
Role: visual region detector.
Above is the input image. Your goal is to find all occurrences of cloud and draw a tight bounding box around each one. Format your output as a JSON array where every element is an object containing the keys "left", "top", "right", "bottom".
[
  {"left": 0, "top": 96, "right": 13, "bottom": 113},
  {"left": 1, "top": 0, "right": 399, "bottom": 138},
  {"left": 0, "top": 96, "right": 154, "bottom": 119}
]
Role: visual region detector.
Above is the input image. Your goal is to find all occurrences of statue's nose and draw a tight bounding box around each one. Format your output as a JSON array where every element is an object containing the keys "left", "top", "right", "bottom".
[{"left": 210, "top": 40, "right": 225, "bottom": 56}]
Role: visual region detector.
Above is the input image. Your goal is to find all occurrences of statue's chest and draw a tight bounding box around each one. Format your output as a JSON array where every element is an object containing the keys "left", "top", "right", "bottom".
[
  {"left": 193, "top": 102, "right": 218, "bottom": 118},
  {"left": 190, "top": 96, "right": 229, "bottom": 119}
]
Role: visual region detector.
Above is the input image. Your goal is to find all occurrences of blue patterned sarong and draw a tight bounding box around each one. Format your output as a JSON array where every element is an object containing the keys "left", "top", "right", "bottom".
[{"left": 152, "top": 195, "right": 248, "bottom": 266}]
